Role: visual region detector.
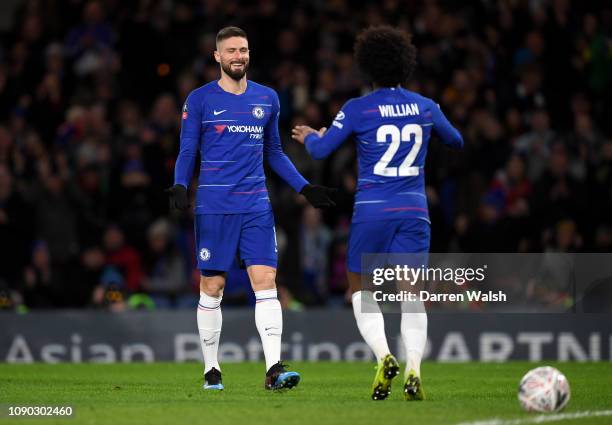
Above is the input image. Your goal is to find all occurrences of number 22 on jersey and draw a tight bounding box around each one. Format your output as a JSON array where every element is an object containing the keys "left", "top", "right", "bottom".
[{"left": 373, "top": 124, "right": 422, "bottom": 177}]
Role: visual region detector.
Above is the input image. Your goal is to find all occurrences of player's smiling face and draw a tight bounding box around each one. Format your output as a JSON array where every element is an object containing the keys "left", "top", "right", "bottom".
[{"left": 215, "top": 36, "right": 250, "bottom": 81}]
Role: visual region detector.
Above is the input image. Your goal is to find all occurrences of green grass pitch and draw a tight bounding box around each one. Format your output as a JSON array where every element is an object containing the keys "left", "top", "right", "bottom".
[{"left": 1, "top": 362, "right": 611, "bottom": 425}]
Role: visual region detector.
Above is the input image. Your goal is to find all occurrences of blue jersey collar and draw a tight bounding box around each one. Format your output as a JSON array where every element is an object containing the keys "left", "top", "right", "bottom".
[{"left": 215, "top": 79, "right": 250, "bottom": 96}]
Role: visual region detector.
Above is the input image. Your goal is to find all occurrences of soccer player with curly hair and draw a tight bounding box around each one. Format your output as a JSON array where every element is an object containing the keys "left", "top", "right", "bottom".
[{"left": 293, "top": 26, "right": 463, "bottom": 401}]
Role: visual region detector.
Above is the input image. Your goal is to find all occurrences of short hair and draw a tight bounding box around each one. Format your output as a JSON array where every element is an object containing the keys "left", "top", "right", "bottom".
[
  {"left": 354, "top": 26, "right": 417, "bottom": 87},
  {"left": 216, "top": 26, "right": 247, "bottom": 45}
]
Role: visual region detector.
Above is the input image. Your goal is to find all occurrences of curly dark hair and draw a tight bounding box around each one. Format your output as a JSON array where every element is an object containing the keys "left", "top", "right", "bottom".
[{"left": 354, "top": 26, "right": 417, "bottom": 87}]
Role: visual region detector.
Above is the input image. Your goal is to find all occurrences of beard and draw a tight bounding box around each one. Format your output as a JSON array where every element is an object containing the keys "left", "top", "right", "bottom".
[{"left": 221, "top": 59, "right": 249, "bottom": 81}]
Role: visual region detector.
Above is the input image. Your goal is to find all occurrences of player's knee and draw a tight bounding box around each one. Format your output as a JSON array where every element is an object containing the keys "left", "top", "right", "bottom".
[
  {"left": 347, "top": 271, "right": 362, "bottom": 294},
  {"left": 200, "top": 275, "right": 225, "bottom": 296},
  {"left": 248, "top": 267, "right": 277, "bottom": 291}
]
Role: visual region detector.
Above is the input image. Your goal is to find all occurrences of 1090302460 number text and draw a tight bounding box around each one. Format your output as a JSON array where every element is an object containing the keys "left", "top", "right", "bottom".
[{"left": 3, "top": 405, "right": 74, "bottom": 417}]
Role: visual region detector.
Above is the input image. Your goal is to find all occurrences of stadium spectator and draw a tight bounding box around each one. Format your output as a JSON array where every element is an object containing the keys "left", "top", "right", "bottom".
[
  {"left": 91, "top": 266, "right": 128, "bottom": 312},
  {"left": 102, "top": 224, "right": 143, "bottom": 292},
  {"left": 21, "top": 240, "right": 58, "bottom": 308},
  {"left": 30, "top": 155, "right": 80, "bottom": 264},
  {"left": 0, "top": 163, "right": 32, "bottom": 285},
  {"left": 142, "top": 218, "right": 192, "bottom": 308},
  {"left": 72, "top": 245, "right": 105, "bottom": 307},
  {"left": 300, "top": 205, "right": 332, "bottom": 302}
]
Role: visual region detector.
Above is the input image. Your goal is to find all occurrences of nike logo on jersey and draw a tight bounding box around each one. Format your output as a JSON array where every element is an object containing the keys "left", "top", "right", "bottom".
[{"left": 213, "top": 109, "right": 227, "bottom": 116}]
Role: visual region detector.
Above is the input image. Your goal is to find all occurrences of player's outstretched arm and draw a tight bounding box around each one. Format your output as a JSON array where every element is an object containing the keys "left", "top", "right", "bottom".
[
  {"left": 263, "top": 111, "right": 308, "bottom": 193},
  {"left": 264, "top": 93, "right": 336, "bottom": 208},
  {"left": 291, "top": 104, "right": 354, "bottom": 159},
  {"left": 167, "top": 91, "right": 201, "bottom": 211},
  {"left": 429, "top": 100, "right": 464, "bottom": 149},
  {"left": 265, "top": 129, "right": 336, "bottom": 208}
]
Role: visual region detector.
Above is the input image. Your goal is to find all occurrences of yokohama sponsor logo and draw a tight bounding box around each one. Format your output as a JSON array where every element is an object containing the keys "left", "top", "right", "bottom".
[{"left": 226, "top": 125, "right": 263, "bottom": 133}]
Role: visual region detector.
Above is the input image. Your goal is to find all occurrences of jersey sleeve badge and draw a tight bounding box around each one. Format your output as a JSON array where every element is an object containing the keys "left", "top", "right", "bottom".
[
  {"left": 182, "top": 103, "right": 188, "bottom": 120},
  {"left": 332, "top": 110, "right": 345, "bottom": 129}
]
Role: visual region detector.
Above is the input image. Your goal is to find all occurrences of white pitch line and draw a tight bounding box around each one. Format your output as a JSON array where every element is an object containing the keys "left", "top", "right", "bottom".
[{"left": 455, "top": 409, "right": 612, "bottom": 425}]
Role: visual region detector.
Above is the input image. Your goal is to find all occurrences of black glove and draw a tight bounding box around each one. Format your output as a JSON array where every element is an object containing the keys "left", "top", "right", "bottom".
[
  {"left": 165, "top": 184, "right": 190, "bottom": 211},
  {"left": 299, "top": 184, "right": 337, "bottom": 208}
]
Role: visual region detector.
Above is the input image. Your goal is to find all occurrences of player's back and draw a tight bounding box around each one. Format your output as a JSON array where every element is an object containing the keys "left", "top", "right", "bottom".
[{"left": 343, "top": 87, "right": 462, "bottom": 223}]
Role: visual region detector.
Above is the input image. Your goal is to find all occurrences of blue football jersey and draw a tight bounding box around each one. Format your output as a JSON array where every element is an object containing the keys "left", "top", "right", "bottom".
[
  {"left": 175, "top": 80, "right": 308, "bottom": 214},
  {"left": 304, "top": 87, "right": 463, "bottom": 223}
]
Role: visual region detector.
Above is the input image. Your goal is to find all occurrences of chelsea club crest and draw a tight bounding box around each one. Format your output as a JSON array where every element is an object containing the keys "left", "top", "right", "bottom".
[
  {"left": 199, "top": 248, "right": 210, "bottom": 261},
  {"left": 252, "top": 106, "right": 265, "bottom": 119}
]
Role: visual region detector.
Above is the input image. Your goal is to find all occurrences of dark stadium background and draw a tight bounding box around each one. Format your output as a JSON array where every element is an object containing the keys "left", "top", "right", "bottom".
[{"left": 0, "top": 0, "right": 610, "bottom": 312}]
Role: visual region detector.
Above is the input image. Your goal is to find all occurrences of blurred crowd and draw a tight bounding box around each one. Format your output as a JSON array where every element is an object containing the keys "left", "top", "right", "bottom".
[{"left": 0, "top": 0, "right": 610, "bottom": 310}]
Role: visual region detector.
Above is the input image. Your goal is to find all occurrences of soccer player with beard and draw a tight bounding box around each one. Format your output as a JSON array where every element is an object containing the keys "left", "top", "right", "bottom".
[
  {"left": 166, "top": 26, "right": 336, "bottom": 391},
  {"left": 292, "top": 26, "right": 464, "bottom": 401}
]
